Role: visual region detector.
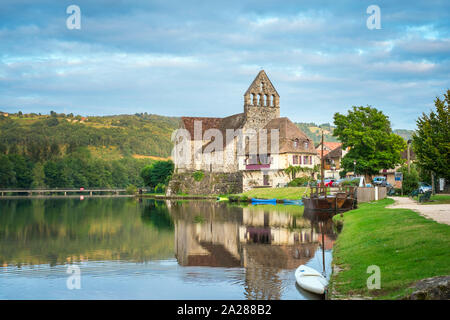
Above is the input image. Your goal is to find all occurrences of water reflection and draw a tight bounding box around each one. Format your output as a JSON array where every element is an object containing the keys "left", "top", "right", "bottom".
[{"left": 0, "top": 198, "right": 336, "bottom": 299}]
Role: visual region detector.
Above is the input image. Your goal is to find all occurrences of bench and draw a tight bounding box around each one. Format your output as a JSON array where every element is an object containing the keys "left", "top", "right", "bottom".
[{"left": 419, "top": 191, "right": 432, "bottom": 203}]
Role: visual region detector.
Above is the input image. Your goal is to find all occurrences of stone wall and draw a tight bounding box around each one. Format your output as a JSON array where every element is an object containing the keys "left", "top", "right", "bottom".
[{"left": 166, "top": 171, "right": 243, "bottom": 196}]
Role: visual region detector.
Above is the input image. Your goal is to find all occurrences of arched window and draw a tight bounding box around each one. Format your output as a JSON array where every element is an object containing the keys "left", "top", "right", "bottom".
[
  {"left": 304, "top": 141, "right": 309, "bottom": 149},
  {"left": 293, "top": 139, "right": 299, "bottom": 148}
]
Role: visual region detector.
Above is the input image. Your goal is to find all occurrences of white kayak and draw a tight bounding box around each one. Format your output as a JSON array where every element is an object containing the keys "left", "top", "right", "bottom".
[{"left": 295, "top": 265, "right": 328, "bottom": 295}]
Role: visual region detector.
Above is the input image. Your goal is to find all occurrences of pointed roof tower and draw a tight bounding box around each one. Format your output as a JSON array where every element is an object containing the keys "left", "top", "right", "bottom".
[{"left": 244, "top": 70, "right": 279, "bottom": 108}]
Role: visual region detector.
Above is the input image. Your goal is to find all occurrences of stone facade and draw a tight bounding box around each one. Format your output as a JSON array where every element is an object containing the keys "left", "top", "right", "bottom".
[
  {"left": 171, "top": 70, "right": 317, "bottom": 194},
  {"left": 167, "top": 171, "right": 243, "bottom": 196}
]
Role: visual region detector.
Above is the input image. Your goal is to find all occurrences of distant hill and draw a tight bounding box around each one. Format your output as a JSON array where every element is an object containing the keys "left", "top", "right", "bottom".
[
  {"left": 0, "top": 112, "right": 415, "bottom": 159},
  {"left": 0, "top": 112, "right": 180, "bottom": 160},
  {"left": 295, "top": 122, "right": 415, "bottom": 145}
]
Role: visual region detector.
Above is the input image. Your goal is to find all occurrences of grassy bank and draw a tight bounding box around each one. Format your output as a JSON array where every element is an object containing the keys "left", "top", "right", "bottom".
[
  {"left": 239, "top": 187, "right": 309, "bottom": 200},
  {"left": 331, "top": 198, "right": 450, "bottom": 299},
  {"left": 427, "top": 194, "right": 450, "bottom": 204}
]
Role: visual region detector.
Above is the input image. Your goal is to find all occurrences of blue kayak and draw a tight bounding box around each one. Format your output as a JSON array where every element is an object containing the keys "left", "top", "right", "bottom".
[
  {"left": 283, "top": 199, "right": 303, "bottom": 205},
  {"left": 251, "top": 198, "right": 277, "bottom": 204}
]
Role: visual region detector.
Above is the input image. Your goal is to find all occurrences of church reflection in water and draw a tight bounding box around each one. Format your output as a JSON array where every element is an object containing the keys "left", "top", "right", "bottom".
[{"left": 167, "top": 201, "right": 336, "bottom": 300}]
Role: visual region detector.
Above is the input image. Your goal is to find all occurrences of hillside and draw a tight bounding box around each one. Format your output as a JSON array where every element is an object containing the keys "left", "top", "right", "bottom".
[
  {"left": 295, "top": 122, "right": 415, "bottom": 145},
  {"left": 0, "top": 112, "right": 180, "bottom": 189},
  {"left": 0, "top": 112, "right": 180, "bottom": 160}
]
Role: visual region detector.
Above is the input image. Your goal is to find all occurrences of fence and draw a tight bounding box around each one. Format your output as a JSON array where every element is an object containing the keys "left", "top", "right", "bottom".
[{"left": 357, "top": 187, "right": 387, "bottom": 203}]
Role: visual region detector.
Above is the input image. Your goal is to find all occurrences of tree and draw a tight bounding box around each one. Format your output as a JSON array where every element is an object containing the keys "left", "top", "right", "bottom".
[
  {"left": 141, "top": 160, "right": 174, "bottom": 188},
  {"left": 0, "top": 155, "right": 16, "bottom": 187},
  {"left": 8, "top": 154, "right": 33, "bottom": 188},
  {"left": 412, "top": 90, "right": 450, "bottom": 187},
  {"left": 399, "top": 164, "right": 419, "bottom": 194},
  {"left": 333, "top": 106, "right": 406, "bottom": 177},
  {"left": 31, "top": 162, "right": 46, "bottom": 189}
]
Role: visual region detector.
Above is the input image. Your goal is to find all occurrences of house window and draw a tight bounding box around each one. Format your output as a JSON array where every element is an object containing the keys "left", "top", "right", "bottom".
[
  {"left": 310, "top": 156, "right": 313, "bottom": 164},
  {"left": 293, "top": 139, "right": 299, "bottom": 148},
  {"left": 304, "top": 141, "right": 309, "bottom": 149},
  {"left": 293, "top": 155, "right": 298, "bottom": 164}
]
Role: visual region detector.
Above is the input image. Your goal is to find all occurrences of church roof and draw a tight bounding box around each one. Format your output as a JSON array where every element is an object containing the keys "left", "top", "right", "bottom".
[{"left": 244, "top": 70, "right": 279, "bottom": 97}]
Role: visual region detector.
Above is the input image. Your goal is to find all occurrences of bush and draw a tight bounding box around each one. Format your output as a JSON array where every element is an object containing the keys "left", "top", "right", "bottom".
[
  {"left": 342, "top": 179, "right": 359, "bottom": 187},
  {"left": 288, "top": 176, "right": 312, "bottom": 187},
  {"left": 399, "top": 165, "right": 419, "bottom": 194},
  {"left": 192, "top": 170, "right": 205, "bottom": 182},
  {"left": 126, "top": 184, "right": 137, "bottom": 195},
  {"left": 154, "top": 183, "right": 166, "bottom": 194}
]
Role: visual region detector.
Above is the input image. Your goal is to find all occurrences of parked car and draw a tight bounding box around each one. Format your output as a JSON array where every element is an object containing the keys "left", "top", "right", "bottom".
[
  {"left": 317, "top": 179, "right": 335, "bottom": 187},
  {"left": 332, "top": 178, "right": 347, "bottom": 187},
  {"left": 372, "top": 176, "right": 387, "bottom": 186},
  {"left": 418, "top": 182, "right": 432, "bottom": 194}
]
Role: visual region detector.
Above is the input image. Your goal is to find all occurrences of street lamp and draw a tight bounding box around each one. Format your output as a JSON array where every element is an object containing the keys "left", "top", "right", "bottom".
[
  {"left": 407, "top": 139, "right": 412, "bottom": 174},
  {"left": 353, "top": 160, "right": 357, "bottom": 176}
]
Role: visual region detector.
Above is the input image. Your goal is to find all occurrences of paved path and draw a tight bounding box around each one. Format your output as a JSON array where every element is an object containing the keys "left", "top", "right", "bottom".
[{"left": 387, "top": 196, "right": 450, "bottom": 225}]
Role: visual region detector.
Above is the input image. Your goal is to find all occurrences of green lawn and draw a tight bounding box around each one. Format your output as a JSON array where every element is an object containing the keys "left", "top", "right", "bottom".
[
  {"left": 239, "top": 187, "right": 309, "bottom": 200},
  {"left": 331, "top": 198, "right": 450, "bottom": 299},
  {"left": 427, "top": 194, "right": 450, "bottom": 205}
]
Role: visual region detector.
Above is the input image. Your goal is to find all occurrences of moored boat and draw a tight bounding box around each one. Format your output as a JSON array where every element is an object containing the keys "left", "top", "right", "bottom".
[
  {"left": 295, "top": 265, "right": 328, "bottom": 295},
  {"left": 251, "top": 198, "right": 277, "bottom": 204}
]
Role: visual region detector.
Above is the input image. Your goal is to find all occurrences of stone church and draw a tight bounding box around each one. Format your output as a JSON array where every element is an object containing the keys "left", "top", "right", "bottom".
[{"left": 171, "top": 70, "right": 317, "bottom": 192}]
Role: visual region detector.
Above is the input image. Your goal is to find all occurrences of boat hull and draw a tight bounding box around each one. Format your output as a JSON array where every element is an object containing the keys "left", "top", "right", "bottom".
[{"left": 295, "top": 265, "right": 328, "bottom": 295}]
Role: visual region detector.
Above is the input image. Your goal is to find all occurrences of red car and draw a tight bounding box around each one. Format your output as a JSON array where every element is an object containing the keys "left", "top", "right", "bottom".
[{"left": 317, "top": 179, "right": 335, "bottom": 187}]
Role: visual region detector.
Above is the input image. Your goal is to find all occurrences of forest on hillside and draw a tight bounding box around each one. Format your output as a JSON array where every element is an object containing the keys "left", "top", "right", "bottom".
[{"left": 0, "top": 112, "right": 179, "bottom": 189}]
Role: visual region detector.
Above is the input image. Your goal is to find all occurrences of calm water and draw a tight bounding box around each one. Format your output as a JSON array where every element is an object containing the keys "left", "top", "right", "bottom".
[{"left": 0, "top": 197, "right": 335, "bottom": 300}]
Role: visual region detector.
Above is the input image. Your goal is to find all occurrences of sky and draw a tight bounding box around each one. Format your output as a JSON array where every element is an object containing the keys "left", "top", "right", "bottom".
[{"left": 0, "top": 0, "right": 449, "bottom": 129}]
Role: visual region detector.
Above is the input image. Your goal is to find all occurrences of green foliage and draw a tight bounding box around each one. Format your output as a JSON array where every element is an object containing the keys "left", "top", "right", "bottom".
[
  {"left": 0, "top": 155, "right": 16, "bottom": 188},
  {"left": 287, "top": 176, "right": 312, "bottom": 187},
  {"left": 126, "top": 184, "right": 137, "bottom": 195},
  {"left": 412, "top": 89, "right": 450, "bottom": 182},
  {"left": 140, "top": 160, "right": 174, "bottom": 188},
  {"left": 331, "top": 199, "right": 450, "bottom": 299},
  {"left": 333, "top": 106, "right": 406, "bottom": 176},
  {"left": 398, "top": 165, "right": 420, "bottom": 194},
  {"left": 341, "top": 179, "right": 359, "bottom": 187},
  {"left": 154, "top": 183, "right": 166, "bottom": 194},
  {"left": 192, "top": 170, "right": 205, "bottom": 182}
]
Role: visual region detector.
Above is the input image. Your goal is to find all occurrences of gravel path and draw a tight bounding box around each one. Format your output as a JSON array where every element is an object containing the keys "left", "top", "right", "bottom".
[{"left": 387, "top": 196, "right": 450, "bottom": 225}]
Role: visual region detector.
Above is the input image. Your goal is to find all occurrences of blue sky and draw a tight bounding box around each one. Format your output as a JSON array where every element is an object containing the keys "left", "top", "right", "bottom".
[{"left": 0, "top": 0, "right": 449, "bottom": 129}]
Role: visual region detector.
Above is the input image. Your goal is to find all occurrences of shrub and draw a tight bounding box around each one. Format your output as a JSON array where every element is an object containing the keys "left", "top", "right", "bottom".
[
  {"left": 126, "top": 184, "right": 137, "bottom": 195},
  {"left": 398, "top": 165, "right": 419, "bottom": 194},
  {"left": 192, "top": 170, "right": 205, "bottom": 182},
  {"left": 288, "top": 176, "right": 312, "bottom": 187},
  {"left": 154, "top": 183, "right": 166, "bottom": 194}
]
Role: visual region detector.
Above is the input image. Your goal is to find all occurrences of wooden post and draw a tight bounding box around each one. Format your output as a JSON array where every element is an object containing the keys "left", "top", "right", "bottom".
[
  {"left": 90, "top": 191, "right": 93, "bottom": 196},
  {"left": 431, "top": 172, "right": 435, "bottom": 195}
]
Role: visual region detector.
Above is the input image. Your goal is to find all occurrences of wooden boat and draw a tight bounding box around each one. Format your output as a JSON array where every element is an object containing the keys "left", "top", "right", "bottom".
[
  {"left": 251, "top": 198, "right": 277, "bottom": 204},
  {"left": 302, "top": 132, "right": 356, "bottom": 214},
  {"left": 295, "top": 265, "right": 328, "bottom": 295}
]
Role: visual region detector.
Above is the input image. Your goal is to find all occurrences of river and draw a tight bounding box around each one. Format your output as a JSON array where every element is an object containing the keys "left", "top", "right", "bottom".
[{"left": 0, "top": 197, "right": 336, "bottom": 299}]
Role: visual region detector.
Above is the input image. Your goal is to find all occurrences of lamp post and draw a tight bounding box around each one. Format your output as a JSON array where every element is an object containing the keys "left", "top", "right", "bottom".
[
  {"left": 353, "top": 160, "right": 357, "bottom": 177},
  {"left": 407, "top": 139, "right": 412, "bottom": 174}
]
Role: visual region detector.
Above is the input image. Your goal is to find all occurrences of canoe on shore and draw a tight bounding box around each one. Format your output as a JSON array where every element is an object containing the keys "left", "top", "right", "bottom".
[
  {"left": 295, "top": 265, "right": 328, "bottom": 295},
  {"left": 251, "top": 198, "right": 277, "bottom": 204}
]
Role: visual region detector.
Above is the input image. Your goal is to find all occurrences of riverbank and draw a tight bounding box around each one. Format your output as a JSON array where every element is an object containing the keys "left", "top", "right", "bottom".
[
  {"left": 238, "top": 187, "right": 309, "bottom": 200},
  {"left": 330, "top": 198, "right": 450, "bottom": 299}
]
